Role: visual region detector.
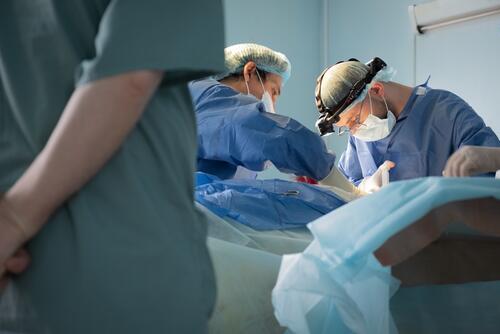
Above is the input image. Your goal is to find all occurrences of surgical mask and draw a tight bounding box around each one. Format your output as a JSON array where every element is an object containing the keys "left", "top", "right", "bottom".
[
  {"left": 245, "top": 71, "right": 276, "bottom": 114},
  {"left": 352, "top": 93, "right": 396, "bottom": 142},
  {"left": 261, "top": 91, "right": 275, "bottom": 114}
]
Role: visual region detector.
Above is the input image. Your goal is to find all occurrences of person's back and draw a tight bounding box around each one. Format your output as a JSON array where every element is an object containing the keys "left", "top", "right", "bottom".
[{"left": 0, "top": 1, "right": 224, "bottom": 333}]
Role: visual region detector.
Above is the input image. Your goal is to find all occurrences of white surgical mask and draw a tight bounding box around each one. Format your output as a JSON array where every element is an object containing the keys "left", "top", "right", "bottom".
[
  {"left": 353, "top": 93, "right": 396, "bottom": 142},
  {"left": 245, "top": 70, "right": 276, "bottom": 114},
  {"left": 261, "top": 91, "right": 275, "bottom": 114}
]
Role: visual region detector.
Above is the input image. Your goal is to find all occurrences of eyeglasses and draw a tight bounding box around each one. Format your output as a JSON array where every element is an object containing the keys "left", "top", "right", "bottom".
[{"left": 331, "top": 99, "right": 367, "bottom": 135}]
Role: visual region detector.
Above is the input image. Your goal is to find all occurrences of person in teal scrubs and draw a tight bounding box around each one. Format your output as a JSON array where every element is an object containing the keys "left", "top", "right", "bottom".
[{"left": 0, "top": 1, "right": 224, "bottom": 333}]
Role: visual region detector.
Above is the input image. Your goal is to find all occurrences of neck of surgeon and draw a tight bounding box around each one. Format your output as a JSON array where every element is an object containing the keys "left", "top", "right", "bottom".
[{"left": 369, "top": 81, "right": 413, "bottom": 120}]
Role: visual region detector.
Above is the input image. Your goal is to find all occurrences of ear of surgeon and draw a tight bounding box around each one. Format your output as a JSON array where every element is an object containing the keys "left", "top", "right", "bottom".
[
  {"left": 219, "top": 61, "right": 282, "bottom": 113},
  {"left": 215, "top": 43, "right": 290, "bottom": 113},
  {"left": 242, "top": 62, "right": 281, "bottom": 101}
]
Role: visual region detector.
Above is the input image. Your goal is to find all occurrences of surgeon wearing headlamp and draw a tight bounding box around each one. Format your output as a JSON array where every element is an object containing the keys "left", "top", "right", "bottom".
[{"left": 315, "top": 58, "right": 500, "bottom": 191}]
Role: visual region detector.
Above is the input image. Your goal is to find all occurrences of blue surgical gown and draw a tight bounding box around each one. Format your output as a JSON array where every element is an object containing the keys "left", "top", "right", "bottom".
[
  {"left": 339, "top": 85, "right": 500, "bottom": 185},
  {"left": 189, "top": 79, "right": 336, "bottom": 180}
]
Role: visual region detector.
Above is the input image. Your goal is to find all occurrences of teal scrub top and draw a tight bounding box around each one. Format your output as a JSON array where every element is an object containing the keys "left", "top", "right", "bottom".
[{"left": 0, "top": 1, "right": 224, "bottom": 333}]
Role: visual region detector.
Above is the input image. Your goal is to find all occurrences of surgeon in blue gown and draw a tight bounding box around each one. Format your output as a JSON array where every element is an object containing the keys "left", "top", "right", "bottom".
[
  {"left": 315, "top": 57, "right": 500, "bottom": 187},
  {"left": 190, "top": 43, "right": 336, "bottom": 181},
  {"left": 189, "top": 44, "right": 351, "bottom": 230}
]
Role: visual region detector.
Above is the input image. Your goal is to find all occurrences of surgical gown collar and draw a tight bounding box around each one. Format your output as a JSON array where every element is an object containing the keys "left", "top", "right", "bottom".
[{"left": 396, "top": 83, "right": 429, "bottom": 122}]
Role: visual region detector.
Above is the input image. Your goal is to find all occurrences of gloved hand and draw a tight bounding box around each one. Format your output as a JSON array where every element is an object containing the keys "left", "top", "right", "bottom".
[
  {"left": 358, "top": 160, "right": 395, "bottom": 194},
  {"left": 319, "top": 166, "right": 361, "bottom": 195},
  {"left": 443, "top": 146, "right": 500, "bottom": 177}
]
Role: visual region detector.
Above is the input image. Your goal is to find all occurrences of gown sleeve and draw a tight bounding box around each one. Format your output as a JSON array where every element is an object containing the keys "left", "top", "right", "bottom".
[
  {"left": 451, "top": 101, "right": 500, "bottom": 150},
  {"left": 196, "top": 84, "right": 336, "bottom": 180},
  {"left": 338, "top": 135, "right": 364, "bottom": 186}
]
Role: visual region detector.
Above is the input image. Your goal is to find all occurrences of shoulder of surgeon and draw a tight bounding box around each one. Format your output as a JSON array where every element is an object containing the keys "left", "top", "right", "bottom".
[
  {"left": 417, "top": 87, "right": 479, "bottom": 121},
  {"left": 189, "top": 78, "right": 259, "bottom": 109},
  {"left": 189, "top": 78, "right": 305, "bottom": 130}
]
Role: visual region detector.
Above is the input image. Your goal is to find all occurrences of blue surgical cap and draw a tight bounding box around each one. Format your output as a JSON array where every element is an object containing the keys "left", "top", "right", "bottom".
[{"left": 214, "top": 43, "right": 291, "bottom": 85}]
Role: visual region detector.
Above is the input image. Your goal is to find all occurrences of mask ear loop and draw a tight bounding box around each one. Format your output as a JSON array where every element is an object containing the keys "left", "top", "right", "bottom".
[
  {"left": 255, "top": 70, "right": 266, "bottom": 97},
  {"left": 244, "top": 80, "right": 250, "bottom": 95},
  {"left": 351, "top": 97, "right": 367, "bottom": 134},
  {"left": 381, "top": 95, "right": 391, "bottom": 115},
  {"left": 368, "top": 91, "right": 374, "bottom": 115}
]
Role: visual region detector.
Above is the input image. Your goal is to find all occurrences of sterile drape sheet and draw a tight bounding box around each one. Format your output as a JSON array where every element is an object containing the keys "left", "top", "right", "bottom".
[{"left": 272, "top": 177, "right": 500, "bottom": 334}]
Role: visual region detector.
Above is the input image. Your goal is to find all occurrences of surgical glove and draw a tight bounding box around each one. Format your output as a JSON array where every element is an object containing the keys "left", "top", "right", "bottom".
[
  {"left": 443, "top": 146, "right": 500, "bottom": 177},
  {"left": 319, "top": 166, "right": 363, "bottom": 197},
  {"left": 358, "top": 160, "right": 395, "bottom": 194}
]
